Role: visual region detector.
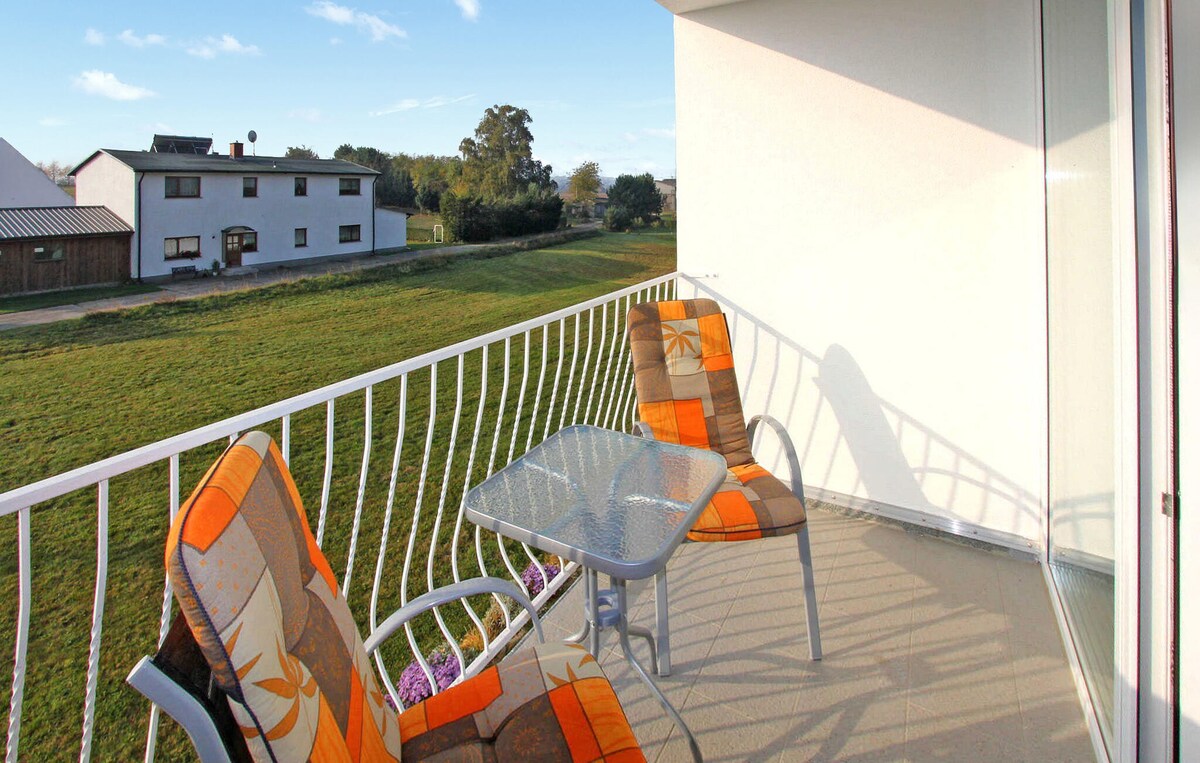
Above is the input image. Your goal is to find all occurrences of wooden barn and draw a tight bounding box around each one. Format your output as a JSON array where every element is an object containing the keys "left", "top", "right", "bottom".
[{"left": 0, "top": 206, "right": 132, "bottom": 296}]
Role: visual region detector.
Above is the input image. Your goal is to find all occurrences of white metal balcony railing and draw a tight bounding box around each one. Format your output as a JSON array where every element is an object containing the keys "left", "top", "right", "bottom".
[{"left": 0, "top": 272, "right": 678, "bottom": 762}]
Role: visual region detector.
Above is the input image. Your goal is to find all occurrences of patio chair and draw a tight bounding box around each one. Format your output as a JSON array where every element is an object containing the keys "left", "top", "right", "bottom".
[
  {"left": 127, "top": 431, "right": 644, "bottom": 762},
  {"left": 628, "top": 299, "right": 822, "bottom": 669}
]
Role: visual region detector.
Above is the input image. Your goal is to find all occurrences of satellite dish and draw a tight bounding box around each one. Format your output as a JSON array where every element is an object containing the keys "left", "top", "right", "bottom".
[{"left": 247, "top": 130, "right": 257, "bottom": 144}]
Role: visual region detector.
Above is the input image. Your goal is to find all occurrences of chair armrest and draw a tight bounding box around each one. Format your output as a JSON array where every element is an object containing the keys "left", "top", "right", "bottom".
[
  {"left": 747, "top": 414, "right": 806, "bottom": 503},
  {"left": 634, "top": 421, "right": 656, "bottom": 440},
  {"left": 364, "top": 577, "right": 543, "bottom": 655}
]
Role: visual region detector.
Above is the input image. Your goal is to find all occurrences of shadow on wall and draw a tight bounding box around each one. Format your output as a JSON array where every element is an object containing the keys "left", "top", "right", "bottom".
[
  {"left": 679, "top": 276, "right": 1041, "bottom": 543},
  {"left": 680, "top": 0, "right": 1106, "bottom": 147}
]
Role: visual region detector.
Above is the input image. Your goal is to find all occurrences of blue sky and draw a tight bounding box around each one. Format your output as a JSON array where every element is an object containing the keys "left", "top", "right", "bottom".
[{"left": 1, "top": 1, "right": 677, "bottom": 178}]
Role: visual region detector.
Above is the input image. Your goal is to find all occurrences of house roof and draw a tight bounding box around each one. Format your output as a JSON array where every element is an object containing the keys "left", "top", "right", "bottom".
[
  {"left": 0, "top": 206, "right": 132, "bottom": 241},
  {"left": 70, "top": 149, "right": 380, "bottom": 177}
]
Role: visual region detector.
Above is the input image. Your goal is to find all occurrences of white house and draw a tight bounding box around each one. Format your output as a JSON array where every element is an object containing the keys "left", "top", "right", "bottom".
[
  {"left": 0, "top": 138, "right": 73, "bottom": 208},
  {"left": 71, "top": 142, "right": 406, "bottom": 279},
  {"left": 657, "top": 0, "right": 1193, "bottom": 760}
]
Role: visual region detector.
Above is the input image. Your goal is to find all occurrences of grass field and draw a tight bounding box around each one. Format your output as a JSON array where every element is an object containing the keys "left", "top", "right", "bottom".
[
  {"left": 407, "top": 212, "right": 442, "bottom": 244},
  {"left": 0, "top": 283, "right": 161, "bottom": 315},
  {"left": 0, "top": 230, "right": 675, "bottom": 760}
]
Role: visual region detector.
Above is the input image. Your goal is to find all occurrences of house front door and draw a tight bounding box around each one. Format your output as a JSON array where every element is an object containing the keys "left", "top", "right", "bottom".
[{"left": 224, "top": 233, "right": 242, "bottom": 268}]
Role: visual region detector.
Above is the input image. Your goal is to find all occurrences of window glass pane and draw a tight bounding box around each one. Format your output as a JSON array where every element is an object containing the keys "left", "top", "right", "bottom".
[
  {"left": 294, "top": 228, "right": 307, "bottom": 246},
  {"left": 243, "top": 232, "right": 257, "bottom": 252},
  {"left": 164, "top": 238, "right": 178, "bottom": 257},
  {"left": 339, "top": 178, "right": 360, "bottom": 195},
  {"left": 295, "top": 177, "right": 307, "bottom": 196},
  {"left": 243, "top": 177, "right": 257, "bottom": 197}
]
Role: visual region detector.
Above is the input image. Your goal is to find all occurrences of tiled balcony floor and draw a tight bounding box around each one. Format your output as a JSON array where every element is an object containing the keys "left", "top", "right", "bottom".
[{"left": 536, "top": 506, "right": 1095, "bottom": 762}]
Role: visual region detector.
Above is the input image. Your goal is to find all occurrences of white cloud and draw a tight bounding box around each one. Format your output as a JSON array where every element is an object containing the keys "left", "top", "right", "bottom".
[
  {"left": 118, "top": 29, "right": 167, "bottom": 48},
  {"left": 73, "top": 70, "right": 156, "bottom": 101},
  {"left": 39, "top": 117, "right": 67, "bottom": 127},
  {"left": 306, "top": 2, "right": 406, "bottom": 42},
  {"left": 84, "top": 28, "right": 105, "bottom": 46},
  {"left": 187, "top": 34, "right": 261, "bottom": 58},
  {"left": 370, "top": 93, "right": 473, "bottom": 117},
  {"left": 288, "top": 108, "right": 323, "bottom": 123},
  {"left": 454, "top": 0, "right": 481, "bottom": 21},
  {"left": 330, "top": 37, "right": 343, "bottom": 45},
  {"left": 642, "top": 127, "right": 676, "bottom": 139}
]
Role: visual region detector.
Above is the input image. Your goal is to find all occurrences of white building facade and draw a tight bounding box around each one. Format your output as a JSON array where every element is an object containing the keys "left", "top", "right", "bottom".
[
  {"left": 72, "top": 149, "right": 401, "bottom": 279},
  {"left": 0, "top": 138, "right": 73, "bottom": 208}
]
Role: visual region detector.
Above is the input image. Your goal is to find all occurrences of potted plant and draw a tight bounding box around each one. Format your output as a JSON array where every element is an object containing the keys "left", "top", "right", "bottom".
[{"left": 211, "top": 259, "right": 221, "bottom": 275}]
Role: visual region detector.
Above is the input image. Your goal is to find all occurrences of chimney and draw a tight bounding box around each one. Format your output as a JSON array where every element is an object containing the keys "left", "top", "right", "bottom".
[{"left": 229, "top": 141, "right": 244, "bottom": 159}]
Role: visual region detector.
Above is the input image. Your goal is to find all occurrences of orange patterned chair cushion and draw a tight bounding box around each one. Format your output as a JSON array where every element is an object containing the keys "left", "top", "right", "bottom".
[
  {"left": 399, "top": 642, "right": 644, "bottom": 762},
  {"left": 629, "top": 299, "right": 807, "bottom": 542},
  {"left": 166, "top": 432, "right": 403, "bottom": 762},
  {"left": 689, "top": 464, "right": 807, "bottom": 542}
]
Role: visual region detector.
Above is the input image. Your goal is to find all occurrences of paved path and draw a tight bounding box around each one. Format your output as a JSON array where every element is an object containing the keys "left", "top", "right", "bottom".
[{"left": 0, "top": 225, "right": 600, "bottom": 331}]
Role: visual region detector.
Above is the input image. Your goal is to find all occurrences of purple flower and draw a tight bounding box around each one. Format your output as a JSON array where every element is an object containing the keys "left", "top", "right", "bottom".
[
  {"left": 392, "top": 650, "right": 463, "bottom": 709},
  {"left": 521, "top": 561, "right": 560, "bottom": 596}
]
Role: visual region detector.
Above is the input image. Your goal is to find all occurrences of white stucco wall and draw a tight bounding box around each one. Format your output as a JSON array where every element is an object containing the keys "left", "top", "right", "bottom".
[
  {"left": 0, "top": 138, "right": 74, "bottom": 207},
  {"left": 672, "top": 0, "right": 1047, "bottom": 544},
  {"left": 131, "top": 173, "right": 375, "bottom": 278},
  {"left": 73, "top": 153, "right": 136, "bottom": 224},
  {"left": 375, "top": 208, "right": 408, "bottom": 251}
]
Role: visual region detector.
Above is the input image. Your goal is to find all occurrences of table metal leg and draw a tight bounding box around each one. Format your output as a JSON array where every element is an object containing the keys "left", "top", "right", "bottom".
[
  {"left": 614, "top": 580, "right": 702, "bottom": 763},
  {"left": 564, "top": 567, "right": 595, "bottom": 646},
  {"left": 655, "top": 570, "right": 671, "bottom": 676}
]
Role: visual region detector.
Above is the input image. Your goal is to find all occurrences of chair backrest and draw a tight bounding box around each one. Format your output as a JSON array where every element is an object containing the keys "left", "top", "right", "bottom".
[
  {"left": 628, "top": 298, "right": 753, "bottom": 467},
  {"left": 165, "top": 431, "right": 402, "bottom": 762}
]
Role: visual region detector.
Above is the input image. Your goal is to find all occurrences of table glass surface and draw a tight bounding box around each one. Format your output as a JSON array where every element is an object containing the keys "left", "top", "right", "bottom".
[{"left": 464, "top": 425, "right": 726, "bottom": 579}]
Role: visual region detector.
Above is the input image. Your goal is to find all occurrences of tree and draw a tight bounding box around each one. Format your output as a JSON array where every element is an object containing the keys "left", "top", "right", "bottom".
[
  {"left": 458, "top": 105, "right": 554, "bottom": 200},
  {"left": 284, "top": 145, "right": 319, "bottom": 159},
  {"left": 35, "top": 160, "right": 69, "bottom": 184},
  {"left": 607, "top": 173, "right": 663, "bottom": 222},
  {"left": 566, "top": 161, "right": 601, "bottom": 210}
]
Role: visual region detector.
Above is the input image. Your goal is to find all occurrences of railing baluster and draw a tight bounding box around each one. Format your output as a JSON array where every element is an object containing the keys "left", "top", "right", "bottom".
[
  {"left": 281, "top": 414, "right": 291, "bottom": 466},
  {"left": 79, "top": 481, "right": 109, "bottom": 762},
  {"left": 453, "top": 348, "right": 491, "bottom": 652},
  {"left": 505, "top": 332, "right": 531, "bottom": 465},
  {"left": 426, "top": 356, "right": 467, "bottom": 678},
  {"left": 144, "top": 456, "right": 181, "bottom": 762},
  {"left": 342, "top": 387, "right": 373, "bottom": 596},
  {"left": 559, "top": 314, "right": 582, "bottom": 430},
  {"left": 583, "top": 302, "right": 609, "bottom": 423},
  {"left": 572, "top": 309, "right": 595, "bottom": 423},
  {"left": 605, "top": 294, "right": 634, "bottom": 431},
  {"left": 316, "top": 398, "right": 336, "bottom": 547},
  {"left": 524, "top": 324, "right": 549, "bottom": 453},
  {"left": 400, "top": 364, "right": 440, "bottom": 696},
  {"left": 370, "top": 375, "right": 408, "bottom": 711},
  {"left": 598, "top": 296, "right": 626, "bottom": 427},
  {"left": 544, "top": 318, "right": 566, "bottom": 440},
  {"left": 6, "top": 507, "right": 30, "bottom": 763}
]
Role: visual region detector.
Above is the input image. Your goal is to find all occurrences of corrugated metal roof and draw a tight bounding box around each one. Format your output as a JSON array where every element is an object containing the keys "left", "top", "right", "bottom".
[
  {"left": 0, "top": 206, "right": 132, "bottom": 241},
  {"left": 71, "top": 149, "right": 380, "bottom": 176}
]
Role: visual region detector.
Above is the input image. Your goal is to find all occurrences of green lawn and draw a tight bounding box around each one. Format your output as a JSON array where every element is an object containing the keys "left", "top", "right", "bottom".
[
  {"left": 0, "top": 283, "right": 161, "bottom": 315},
  {"left": 0, "top": 230, "right": 675, "bottom": 761},
  {"left": 407, "top": 212, "right": 443, "bottom": 244}
]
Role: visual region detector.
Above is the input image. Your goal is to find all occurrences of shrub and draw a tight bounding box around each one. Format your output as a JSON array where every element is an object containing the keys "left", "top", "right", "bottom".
[
  {"left": 520, "top": 560, "right": 561, "bottom": 596},
  {"left": 603, "top": 205, "right": 634, "bottom": 232},
  {"left": 440, "top": 192, "right": 494, "bottom": 242}
]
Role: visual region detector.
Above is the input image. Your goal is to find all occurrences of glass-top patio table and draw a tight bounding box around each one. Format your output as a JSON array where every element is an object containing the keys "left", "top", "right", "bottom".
[{"left": 464, "top": 424, "right": 726, "bottom": 762}]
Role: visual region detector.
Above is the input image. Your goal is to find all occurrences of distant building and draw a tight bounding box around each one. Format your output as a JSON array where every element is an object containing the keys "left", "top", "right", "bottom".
[
  {"left": 0, "top": 206, "right": 132, "bottom": 295},
  {"left": 71, "top": 139, "right": 406, "bottom": 280},
  {"left": 655, "top": 178, "right": 676, "bottom": 213},
  {"left": 0, "top": 138, "right": 74, "bottom": 208}
]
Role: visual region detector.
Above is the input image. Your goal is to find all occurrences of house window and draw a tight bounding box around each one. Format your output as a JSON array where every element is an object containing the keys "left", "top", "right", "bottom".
[
  {"left": 32, "top": 245, "right": 64, "bottom": 262},
  {"left": 164, "top": 236, "right": 201, "bottom": 259},
  {"left": 295, "top": 177, "right": 307, "bottom": 196},
  {"left": 339, "top": 224, "right": 361, "bottom": 243},
  {"left": 243, "top": 177, "right": 258, "bottom": 198},
  {"left": 242, "top": 232, "right": 258, "bottom": 252},
  {"left": 339, "top": 178, "right": 361, "bottom": 196},
  {"left": 295, "top": 228, "right": 308, "bottom": 247},
  {"left": 165, "top": 176, "right": 201, "bottom": 198}
]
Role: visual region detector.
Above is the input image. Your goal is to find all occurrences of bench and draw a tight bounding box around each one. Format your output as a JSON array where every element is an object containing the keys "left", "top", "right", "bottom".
[{"left": 171, "top": 265, "right": 198, "bottom": 278}]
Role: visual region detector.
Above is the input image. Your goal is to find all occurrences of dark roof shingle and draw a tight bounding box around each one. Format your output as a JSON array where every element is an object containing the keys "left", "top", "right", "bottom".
[
  {"left": 72, "top": 149, "right": 380, "bottom": 177},
  {"left": 0, "top": 206, "right": 132, "bottom": 241}
]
